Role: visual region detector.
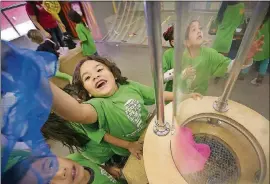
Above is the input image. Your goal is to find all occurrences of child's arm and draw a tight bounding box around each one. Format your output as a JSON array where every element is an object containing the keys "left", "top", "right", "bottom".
[
  {"left": 104, "top": 134, "right": 143, "bottom": 159},
  {"left": 164, "top": 91, "right": 202, "bottom": 102},
  {"left": 50, "top": 82, "right": 98, "bottom": 124}
]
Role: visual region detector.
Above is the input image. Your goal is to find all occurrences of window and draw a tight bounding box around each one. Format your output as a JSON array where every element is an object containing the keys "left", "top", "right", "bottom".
[{"left": 1, "top": 1, "right": 36, "bottom": 41}]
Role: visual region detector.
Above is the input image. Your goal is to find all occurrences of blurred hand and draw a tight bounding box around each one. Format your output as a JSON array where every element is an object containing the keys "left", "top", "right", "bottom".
[
  {"left": 127, "top": 141, "right": 143, "bottom": 160},
  {"left": 43, "top": 31, "right": 51, "bottom": 39},
  {"left": 189, "top": 93, "right": 203, "bottom": 100},
  {"left": 247, "top": 34, "right": 264, "bottom": 60}
]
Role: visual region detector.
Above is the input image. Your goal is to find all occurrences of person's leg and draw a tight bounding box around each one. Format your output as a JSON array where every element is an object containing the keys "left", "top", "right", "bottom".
[
  {"left": 251, "top": 58, "right": 269, "bottom": 85},
  {"left": 53, "top": 26, "right": 65, "bottom": 47},
  {"left": 46, "top": 28, "right": 59, "bottom": 49},
  {"left": 238, "top": 66, "right": 251, "bottom": 80}
]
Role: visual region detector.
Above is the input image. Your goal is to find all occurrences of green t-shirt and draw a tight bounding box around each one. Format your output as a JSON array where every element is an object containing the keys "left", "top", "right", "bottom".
[
  {"left": 163, "top": 47, "right": 231, "bottom": 94},
  {"left": 254, "top": 19, "right": 270, "bottom": 61},
  {"left": 67, "top": 153, "right": 124, "bottom": 184},
  {"left": 212, "top": 3, "right": 245, "bottom": 53},
  {"left": 85, "top": 81, "right": 155, "bottom": 156},
  {"left": 76, "top": 23, "right": 97, "bottom": 56}
]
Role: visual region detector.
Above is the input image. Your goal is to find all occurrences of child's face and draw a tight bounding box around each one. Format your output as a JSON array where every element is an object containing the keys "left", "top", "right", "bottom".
[
  {"left": 19, "top": 157, "right": 90, "bottom": 184},
  {"left": 186, "top": 21, "right": 204, "bottom": 47},
  {"left": 80, "top": 60, "right": 118, "bottom": 97}
]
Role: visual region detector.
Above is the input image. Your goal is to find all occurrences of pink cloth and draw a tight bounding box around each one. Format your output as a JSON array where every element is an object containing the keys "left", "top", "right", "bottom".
[{"left": 174, "top": 127, "right": 211, "bottom": 174}]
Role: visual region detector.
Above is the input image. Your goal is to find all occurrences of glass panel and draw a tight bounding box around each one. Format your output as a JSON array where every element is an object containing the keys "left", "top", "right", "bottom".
[
  {"left": 0, "top": 13, "right": 19, "bottom": 41},
  {"left": 3, "top": 5, "right": 36, "bottom": 36}
]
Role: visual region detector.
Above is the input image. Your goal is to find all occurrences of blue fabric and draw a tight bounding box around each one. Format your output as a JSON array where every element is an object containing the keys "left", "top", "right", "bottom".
[
  {"left": 1, "top": 40, "right": 58, "bottom": 183},
  {"left": 258, "top": 58, "right": 269, "bottom": 75}
]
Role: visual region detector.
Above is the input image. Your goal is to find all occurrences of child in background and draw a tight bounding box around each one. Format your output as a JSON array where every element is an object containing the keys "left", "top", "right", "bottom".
[
  {"left": 241, "top": 9, "right": 269, "bottom": 85},
  {"left": 27, "top": 29, "right": 72, "bottom": 83},
  {"left": 162, "top": 21, "right": 264, "bottom": 94},
  {"left": 49, "top": 55, "right": 201, "bottom": 165},
  {"left": 212, "top": 2, "right": 245, "bottom": 56},
  {"left": 68, "top": 9, "right": 98, "bottom": 56}
]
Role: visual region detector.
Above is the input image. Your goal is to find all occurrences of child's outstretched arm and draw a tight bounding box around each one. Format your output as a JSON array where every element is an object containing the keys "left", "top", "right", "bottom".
[
  {"left": 104, "top": 134, "right": 143, "bottom": 160},
  {"left": 164, "top": 91, "right": 202, "bottom": 102},
  {"left": 50, "top": 82, "right": 98, "bottom": 124}
]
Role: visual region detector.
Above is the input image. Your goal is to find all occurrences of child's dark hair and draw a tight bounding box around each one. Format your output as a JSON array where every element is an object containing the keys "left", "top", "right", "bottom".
[
  {"left": 73, "top": 55, "right": 128, "bottom": 101},
  {"left": 68, "top": 9, "right": 86, "bottom": 26},
  {"left": 41, "top": 112, "right": 90, "bottom": 153},
  {"left": 163, "top": 26, "right": 174, "bottom": 47},
  {"left": 41, "top": 84, "right": 90, "bottom": 153}
]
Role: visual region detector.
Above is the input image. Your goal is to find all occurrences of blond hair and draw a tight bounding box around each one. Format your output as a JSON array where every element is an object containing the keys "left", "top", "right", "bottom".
[{"left": 27, "top": 29, "right": 44, "bottom": 44}]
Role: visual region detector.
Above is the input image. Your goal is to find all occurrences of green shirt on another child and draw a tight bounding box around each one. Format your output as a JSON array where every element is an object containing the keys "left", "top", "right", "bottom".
[
  {"left": 85, "top": 81, "right": 155, "bottom": 156},
  {"left": 212, "top": 3, "right": 245, "bottom": 53},
  {"left": 76, "top": 23, "right": 97, "bottom": 56},
  {"left": 67, "top": 153, "right": 125, "bottom": 184},
  {"left": 163, "top": 47, "right": 231, "bottom": 94}
]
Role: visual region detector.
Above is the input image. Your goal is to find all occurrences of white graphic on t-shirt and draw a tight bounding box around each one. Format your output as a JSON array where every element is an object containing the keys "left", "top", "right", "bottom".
[
  {"left": 100, "top": 168, "right": 117, "bottom": 183},
  {"left": 125, "top": 99, "right": 143, "bottom": 128}
]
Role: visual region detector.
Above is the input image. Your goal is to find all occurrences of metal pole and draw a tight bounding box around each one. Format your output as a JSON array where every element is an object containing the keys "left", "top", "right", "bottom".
[
  {"left": 144, "top": 1, "right": 169, "bottom": 136},
  {"left": 172, "top": 2, "right": 189, "bottom": 133},
  {"left": 214, "top": 1, "right": 269, "bottom": 112}
]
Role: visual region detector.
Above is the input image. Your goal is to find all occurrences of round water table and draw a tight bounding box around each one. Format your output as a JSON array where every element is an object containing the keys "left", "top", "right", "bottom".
[{"left": 143, "top": 96, "right": 269, "bottom": 184}]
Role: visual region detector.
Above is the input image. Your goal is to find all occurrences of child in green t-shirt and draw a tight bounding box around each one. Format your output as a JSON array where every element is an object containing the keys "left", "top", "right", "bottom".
[
  {"left": 68, "top": 9, "right": 97, "bottom": 56},
  {"left": 49, "top": 55, "right": 202, "bottom": 164},
  {"left": 162, "top": 21, "right": 264, "bottom": 94},
  {"left": 212, "top": 2, "right": 245, "bottom": 55},
  {"left": 3, "top": 150, "right": 125, "bottom": 184},
  {"left": 241, "top": 10, "right": 269, "bottom": 85}
]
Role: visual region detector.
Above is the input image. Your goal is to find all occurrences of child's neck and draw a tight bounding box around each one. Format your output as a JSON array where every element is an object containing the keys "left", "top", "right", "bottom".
[{"left": 187, "top": 46, "right": 201, "bottom": 58}]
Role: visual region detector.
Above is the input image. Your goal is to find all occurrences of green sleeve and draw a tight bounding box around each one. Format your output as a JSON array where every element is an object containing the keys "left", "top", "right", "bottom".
[
  {"left": 76, "top": 24, "right": 87, "bottom": 42},
  {"left": 162, "top": 49, "right": 173, "bottom": 72},
  {"left": 84, "top": 99, "right": 107, "bottom": 130},
  {"left": 208, "top": 48, "right": 231, "bottom": 77},
  {"left": 130, "top": 81, "right": 155, "bottom": 105},
  {"left": 70, "top": 122, "right": 106, "bottom": 144},
  {"left": 81, "top": 125, "right": 106, "bottom": 144}
]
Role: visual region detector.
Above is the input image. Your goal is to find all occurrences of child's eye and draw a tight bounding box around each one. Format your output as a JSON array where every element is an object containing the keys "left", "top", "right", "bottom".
[
  {"left": 85, "top": 76, "right": 90, "bottom": 81},
  {"left": 97, "top": 68, "right": 103, "bottom": 72}
]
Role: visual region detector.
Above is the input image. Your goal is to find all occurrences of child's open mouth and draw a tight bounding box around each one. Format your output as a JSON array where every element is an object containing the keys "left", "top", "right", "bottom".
[
  {"left": 95, "top": 79, "right": 107, "bottom": 89},
  {"left": 197, "top": 35, "right": 202, "bottom": 40},
  {"left": 72, "top": 165, "right": 77, "bottom": 181}
]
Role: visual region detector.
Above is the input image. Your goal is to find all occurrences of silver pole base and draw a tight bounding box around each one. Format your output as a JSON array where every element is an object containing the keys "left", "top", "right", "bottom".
[
  {"left": 153, "top": 121, "right": 170, "bottom": 136},
  {"left": 213, "top": 100, "right": 229, "bottom": 113}
]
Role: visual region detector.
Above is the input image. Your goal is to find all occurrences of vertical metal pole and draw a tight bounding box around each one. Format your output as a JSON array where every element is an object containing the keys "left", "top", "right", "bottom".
[
  {"left": 144, "top": 1, "right": 169, "bottom": 136},
  {"left": 214, "top": 2, "right": 269, "bottom": 112},
  {"left": 172, "top": 2, "right": 189, "bottom": 133}
]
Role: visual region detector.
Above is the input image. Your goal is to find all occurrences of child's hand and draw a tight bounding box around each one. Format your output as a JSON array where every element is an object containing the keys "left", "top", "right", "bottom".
[
  {"left": 42, "top": 30, "right": 51, "bottom": 39},
  {"left": 247, "top": 34, "right": 264, "bottom": 60},
  {"left": 127, "top": 141, "right": 143, "bottom": 160},
  {"left": 189, "top": 93, "right": 203, "bottom": 100},
  {"left": 181, "top": 66, "right": 196, "bottom": 80}
]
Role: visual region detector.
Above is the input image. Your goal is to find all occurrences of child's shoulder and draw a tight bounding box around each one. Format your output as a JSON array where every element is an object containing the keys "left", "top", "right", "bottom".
[
  {"left": 163, "top": 47, "right": 174, "bottom": 55},
  {"left": 201, "top": 46, "right": 218, "bottom": 54}
]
